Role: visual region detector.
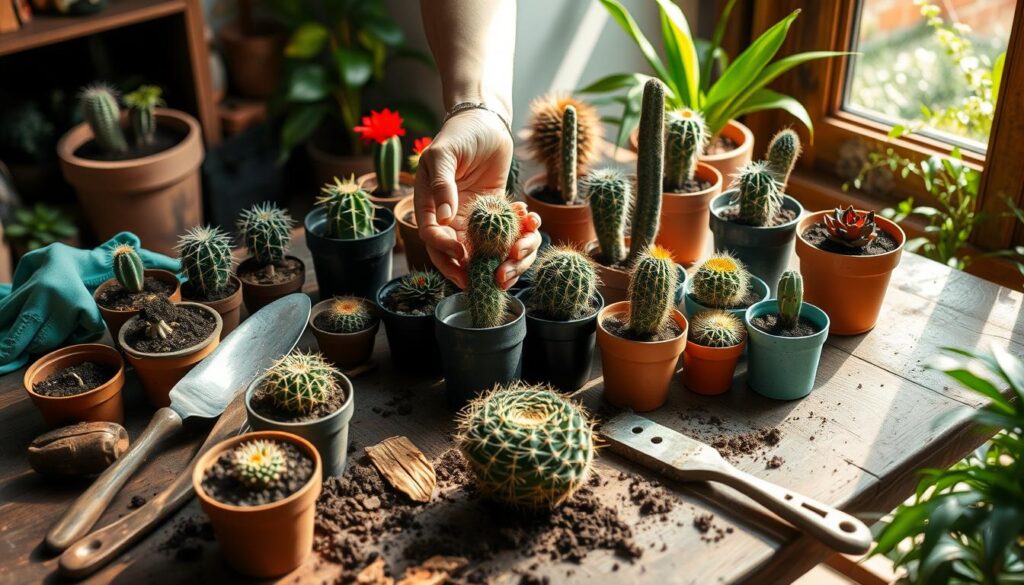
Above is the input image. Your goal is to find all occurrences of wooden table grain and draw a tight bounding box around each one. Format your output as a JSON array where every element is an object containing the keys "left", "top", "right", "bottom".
[{"left": 1, "top": 233, "right": 1021, "bottom": 585}]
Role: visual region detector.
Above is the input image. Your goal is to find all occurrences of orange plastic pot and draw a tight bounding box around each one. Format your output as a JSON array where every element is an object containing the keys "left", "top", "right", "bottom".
[
  {"left": 631, "top": 119, "right": 753, "bottom": 182},
  {"left": 193, "top": 430, "right": 322, "bottom": 578},
  {"left": 309, "top": 298, "right": 379, "bottom": 369},
  {"left": 94, "top": 269, "right": 182, "bottom": 345},
  {"left": 238, "top": 256, "right": 306, "bottom": 315},
  {"left": 23, "top": 344, "right": 125, "bottom": 427},
  {"left": 682, "top": 339, "right": 745, "bottom": 396},
  {"left": 656, "top": 162, "right": 723, "bottom": 266},
  {"left": 394, "top": 195, "right": 431, "bottom": 271},
  {"left": 596, "top": 301, "right": 688, "bottom": 412},
  {"left": 795, "top": 211, "right": 905, "bottom": 335},
  {"left": 184, "top": 275, "right": 243, "bottom": 337},
  {"left": 119, "top": 303, "right": 222, "bottom": 407},
  {"left": 523, "top": 173, "right": 596, "bottom": 246}
]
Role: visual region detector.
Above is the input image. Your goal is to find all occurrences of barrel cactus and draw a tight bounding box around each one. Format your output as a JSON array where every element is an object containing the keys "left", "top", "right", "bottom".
[
  {"left": 177, "top": 225, "right": 232, "bottom": 297},
  {"left": 466, "top": 195, "right": 521, "bottom": 329},
  {"left": 232, "top": 439, "right": 286, "bottom": 488},
  {"left": 317, "top": 176, "right": 377, "bottom": 240},
  {"left": 80, "top": 84, "right": 127, "bottom": 155},
  {"left": 582, "top": 168, "right": 631, "bottom": 265},
  {"left": 777, "top": 270, "right": 804, "bottom": 330},
  {"left": 529, "top": 247, "right": 597, "bottom": 321},
  {"left": 559, "top": 105, "right": 578, "bottom": 204},
  {"left": 319, "top": 297, "right": 376, "bottom": 333},
  {"left": 123, "top": 85, "right": 164, "bottom": 148},
  {"left": 691, "top": 252, "right": 751, "bottom": 309},
  {"left": 732, "top": 161, "right": 783, "bottom": 227},
  {"left": 526, "top": 94, "right": 602, "bottom": 190},
  {"left": 627, "top": 78, "right": 665, "bottom": 263},
  {"left": 237, "top": 202, "right": 293, "bottom": 269},
  {"left": 664, "top": 108, "right": 707, "bottom": 191},
  {"left": 689, "top": 310, "right": 745, "bottom": 348},
  {"left": 112, "top": 243, "right": 144, "bottom": 293},
  {"left": 391, "top": 270, "right": 451, "bottom": 308},
  {"left": 262, "top": 351, "right": 339, "bottom": 416},
  {"left": 765, "top": 128, "right": 801, "bottom": 190},
  {"left": 457, "top": 381, "right": 595, "bottom": 509},
  {"left": 627, "top": 245, "right": 677, "bottom": 337}
]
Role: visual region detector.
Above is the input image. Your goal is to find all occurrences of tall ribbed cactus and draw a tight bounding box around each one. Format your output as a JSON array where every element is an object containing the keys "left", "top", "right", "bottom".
[
  {"left": 466, "top": 195, "right": 521, "bottom": 328},
  {"left": 233, "top": 440, "right": 286, "bottom": 488},
  {"left": 262, "top": 351, "right": 339, "bottom": 416},
  {"left": 689, "top": 310, "right": 745, "bottom": 348},
  {"left": 112, "top": 243, "right": 144, "bottom": 293},
  {"left": 582, "top": 168, "right": 631, "bottom": 265},
  {"left": 559, "top": 106, "right": 578, "bottom": 204},
  {"left": 237, "top": 202, "right": 293, "bottom": 269},
  {"left": 627, "top": 246, "right": 677, "bottom": 336},
  {"left": 79, "top": 84, "right": 127, "bottom": 155},
  {"left": 691, "top": 252, "right": 751, "bottom": 309},
  {"left": 374, "top": 136, "right": 402, "bottom": 193},
  {"left": 777, "top": 270, "right": 803, "bottom": 330},
  {"left": 457, "top": 381, "right": 594, "bottom": 508},
  {"left": 733, "top": 161, "right": 783, "bottom": 227},
  {"left": 664, "top": 108, "right": 707, "bottom": 190},
  {"left": 317, "top": 176, "right": 377, "bottom": 239},
  {"left": 123, "top": 85, "right": 164, "bottom": 148},
  {"left": 627, "top": 79, "right": 665, "bottom": 263},
  {"left": 177, "top": 225, "right": 232, "bottom": 296},
  {"left": 765, "top": 128, "right": 801, "bottom": 190},
  {"left": 529, "top": 247, "right": 597, "bottom": 321},
  {"left": 320, "top": 297, "right": 376, "bottom": 333}
]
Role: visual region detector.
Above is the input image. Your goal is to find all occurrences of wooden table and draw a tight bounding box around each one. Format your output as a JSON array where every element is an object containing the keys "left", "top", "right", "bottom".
[{"left": 1, "top": 233, "right": 1022, "bottom": 584}]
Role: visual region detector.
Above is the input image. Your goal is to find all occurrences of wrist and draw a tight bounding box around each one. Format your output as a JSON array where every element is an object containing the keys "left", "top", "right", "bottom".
[{"left": 444, "top": 84, "right": 512, "bottom": 122}]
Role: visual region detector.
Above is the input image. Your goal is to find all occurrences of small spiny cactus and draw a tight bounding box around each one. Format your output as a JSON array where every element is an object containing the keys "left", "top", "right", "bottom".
[
  {"left": 627, "top": 245, "right": 677, "bottom": 337},
  {"left": 391, "top": 270, "right": 451, "bottom": 308},
  {"left": 319, "top": 297, "right": 376, "bottom": 333},
  {"left": 232, "top": 439, "right": 286, "bottom": 488},
  {"left": 112, "top": 243, "right": 144, "bottom": 293},
  {"left": 689, "top": 310, "right": 745, "bottom": 348},
  {"left": 374, "top": 135, "right": 402, "bottom": 193},
  {"left": 526, "top": 94, "right": 602, "bottom": 189},
  {"left": 317, "top": 176, "right": 377, "bottom": 240},
  {"left": 691, "top": 252, "right": 751, "bottom": 309},
  {"left": 262, "top": 351, "right": 339, "bottom": 416},
  {"left": 123, "top": 85, "right": 164, "bottom": 148},
  {"left": 80, "top": 84, "right": 127, "bottom": 155},
  {"left": 765, "top": 128, "right": 801, "bottom": 190},
  {"left": 237, "top": 202, "right": 293, "bottom": 270},
  {"left": 177, "top": 225, "right": 232, "bottom": 297},
  {"left": 628, "top": 79, "right": 665, "bottom": 263},
  {"left": 732, "top": 161, "right": 783, "bottom": 227},
  {"left": 466, "top": 195, "right": 521, "bottom": 328},
  {"left": 664, "top": 108, "right": 708, "bottom": 191},
  {"left": 559, "top": 105, "right": 578, "bottom": 204},
  {"left": 529, "top": 247, "right": 597, "bottom": 321},
  {"left": 777, "top": 270, "right": 804, "bottom": 330},
  {"left": 457, "top": 381, "right": 595, "bottom": 508},
  {"left": 582, "top": 168, "right": 632, "bottom": 265}
]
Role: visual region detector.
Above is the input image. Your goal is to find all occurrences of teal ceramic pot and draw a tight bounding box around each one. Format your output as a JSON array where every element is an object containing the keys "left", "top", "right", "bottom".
[
  {"left": 744, "top": 300, "right": 830, "bottom": 400},
  {"left": 683, "top": 274, "right": 769, "bottom": 321}
]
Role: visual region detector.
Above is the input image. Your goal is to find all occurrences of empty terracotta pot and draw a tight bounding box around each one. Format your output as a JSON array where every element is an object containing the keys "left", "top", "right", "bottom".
[
  {"left": 219, "top": 19, "right": 285, "bottom": 99},
  {"left": 193, "top": 430, "right": 322, "bottom": 578},
  {"left": 655, "top": 162, "right": 723, "bottom": 266},
  {"left": 596, "top": 301, "right": 688, "bottom": 412},
  {"left": 394, "top": 195, "right": 432, "bottom": 272},
  {"left": 24, "top": 344, "right": 125, "bottom": 427},
  {"left": 309, "top": 298, "right": 379, "bottom": 369},
  {"left": 523, "top": 173, "right": 596, "bottom": 246},
  {"left": 305, "top": 137, "right": 373, "bottom": 191},
  {"left": 238, "top": 257, "right": 305, "bottom": 315},
  {"left": 94, "top": 269, "right": 183, "bottom": 345},
  {"left": 631, "top": 119, "right": 754, "bottom": 182},
  {"left": 183, "top": 275, "right": 244, "bottom": 337},
  {"left": 682, "top": 339, "right": 745, "bottom": 396}
]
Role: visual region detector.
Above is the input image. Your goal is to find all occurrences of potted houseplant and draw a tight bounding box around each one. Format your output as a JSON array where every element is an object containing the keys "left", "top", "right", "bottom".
[
  {"left": 597, "top": 245, "right": 687, "bottom": 412},
  {"left": 219, "top": 0, "right": 284, "bottom": 99},
  {"left": 58, "top": 84, "right": 203, "bottom": 255},
  {"left": 375, "top": 270, "right": 454, "bottom": 372},
  {"left": 435, "top": 195, "right": 527, "bottom": 407},
  {"left": 744, "top": 271, "right": 829, "bottom": 400},
  {"left": 795, "top": 206, "right": 905, "bottom": 335},
  {"left": 23, "top": 343, "right": 125, "bottom": 427},
  {"left": 308, "top": 296, "right": 379, "bottom": 369},
  {"left": 683, "top": 252, "right": 768, "bottom": 320},
  {"left": 3, "top": 203, "right": 79, "bottom": 263},
  {"left": 394, "top": 137, "right": 433, "bottom": 270},
  {"left": 93, "top": 243, "right": 182, "bottom": 344},
  {"left": 709, "top": 129, "right": 804, "bottom": 295},
  {"left": 354, "top": 108, "right": 415, "bottom": 210},
  {"left": 193, "top": 431, "right": 321, "bottom": 577},
  {"left": 523, "top": 95, "right": 602, "bottom": 246},
  {"left": 177, "top": 226, "right": 243, "bottom": 336},
  {"left": 236, "top": 202, "right": 305, "bottom": 313},
  {"left": 245, "top": 351, "right": 354, "bottom": 477},
  {"left": 682, "top": 310, "right": 745, "bottom": 396},
  {"left": 304, "top": 176, "right": 395, "bottom": 299}
]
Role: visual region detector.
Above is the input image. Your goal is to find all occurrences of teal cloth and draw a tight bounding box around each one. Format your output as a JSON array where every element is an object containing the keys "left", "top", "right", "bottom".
[{"left": 0, "top": 232, "right": 179, "bottom": 374}]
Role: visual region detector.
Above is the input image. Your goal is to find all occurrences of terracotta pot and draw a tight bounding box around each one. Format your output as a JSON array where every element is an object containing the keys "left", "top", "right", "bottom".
[
  {"left": 596, "top": 301, "right": 688, "bottom": 412},
  {"left": 794, "top": 211, "right": 905, "bottom": 335},
  {"left": 119, "top": 303, "right": 222, "bottom": 407},
  {"left": 358, "top": 171, "right": 415, "bottom": 252},
  {"left": 193, "top": 430, "right": 322, "bottom": 578},
  {"left": 394, "top": 195, "right": 432, "bottom": 271},
  {"left": 309, "top": 298, "right": 379, "bottom": 369},
  {"left": 584, "top": 239, "right": 687, "bottom": 307},
  {"left": 94, "top": 269, "right": 183, "bottom": 346},
  {"left": 655, "top": 162, "right": 723, "bottom": 266},
  {"left": 23, "top": 344, "right": 125, "bottom": 427},
  {"left": 682, "top": 338, "right": 745, "bottom": 396},
  {"left": 238, "top": 256, "right": 306, "bottom": 315},
  {"left": 183, "top": 275, "right": 244, "bottom": 337},
  {"left": 219, "top": 19, "right": 285, "bottom": 99},
  {"left": 305, "top": 137, "right": 373, "bottom": 189},
  {"left": 523, "top": 173, "right": 596, "bottom": 246},
  {"left": 630, "top": 119, "right": 754, "bottom": 181},
  {"left": 58, "top": 109, "right": 204, "bottom": 256}
]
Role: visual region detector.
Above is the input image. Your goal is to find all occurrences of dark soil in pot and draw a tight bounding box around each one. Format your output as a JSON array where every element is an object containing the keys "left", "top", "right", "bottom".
[
  {"left": 528, "top": 184, "right": 587, "bottom": 207},
  {"left": 381, "top": 286, "right": 448, "bottom": 316},
  {"left": 249, "top": 378, "right": 345, "bottom": 423},
  {"left": 601, "top": 316, "right": 683, "bottom": 342},
  {"left": 373, "top": 184, "right": 414, "bottom": 200},
  {"left": 706, "top": 135, "right": 738, "bottom": 155},
  {"left": 800, "top": 223, "right": 900, "bottom": 256},
  {"left": 181, "top": 278, "right": 240, "bottom": 303},
  {"left": 716, "top": 204, "right": 798, "bottom": 227},
  {"left": 95, "top": 277, "right": 177, "bottom": 310},
  {"left": 663, "top": 177, "right": 711, "bottom": 193},
  {"left": 32, "top": 362, "right": 115, "bottom": 397},
  {"left": 694, "top": 283, "right": 764, "bottom": 311},
  {"left": 237, "top": 257, "right": 304, "bottom": 286},
  {"left": 74, "top": 127, "right": 185, "bottom": 162},
  {"left": 200, "top": 440, "right": 314, "bottom": 507},
  {"left": 750, "top": 313, "right": 823, "bottom": 337},
  {"left": 122, "top": 301, "right": 218, "bottom": 353}
]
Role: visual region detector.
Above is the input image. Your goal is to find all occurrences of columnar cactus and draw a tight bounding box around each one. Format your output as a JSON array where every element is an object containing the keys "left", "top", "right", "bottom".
[
  {"left": 262, "top": 351, "right": 339, "bottom": 416},
  {"left": 526, "top": 94, "right": 602, "bottom": 190},
  {"left": 177, "top": 225, "right": 232, "bottom": 297},
  {"left": 627, "top": 245, "right": 677, "bottom": 337},
  {"left": 689, "top": 310, "right": 745, "bottom": 348},
  {"left": 320, "top": 297, "right": 376, "bottom": 333},
  {"left": 529, "top": 247, "right": 597, "bottom": 321},
  {"left": 627, "top": 79, "right": 665, "bottom": 263},
  {"left": 391, "top": 270, "right": 451, "bottom": 307},
  {"left": 123, "top": 85, "right": 164, "bottom": 148},
  {"left": 664, "top": 108, "right": 707, "bottom": 191},
  {"left": 733, "top": 161, "right": 783, "bottom": 227},
  {"left": 765, "top": 128, "right": 801, "bottom": 190},
  {"left": 237, "top": 202, "right": 293, "bottom": 269},
  {"left": 112, "top": 243, "right": 144, "bottom": 293},
  {"left": 374, "top": 135, "right": 402, "bottom": 193},
  {"left": 559, "top": 106, "right": 578, "bottom": 204},
  {"left": 233, "top": 439, "right": 286, "bottom": 488},
  {"left": 80, "top": 84, "right": 127, "bottom": 155},
  {"left": 316, "top": 176, "right": 377, "bottom": 240},
  {"left": 691, "top": 252, "right": 751, "bottom": 309},
  {"left": 457, "top": 380, "right": 595, "bottom": 508},
  {"left": 777, "top": 270, "right": 804, "bottom": 330},
  {"left": 466, "top": 195, "right": 521, "bottom": 328},
  {"left": 582, "top": 168, "right": 632, "bottom": 265}
]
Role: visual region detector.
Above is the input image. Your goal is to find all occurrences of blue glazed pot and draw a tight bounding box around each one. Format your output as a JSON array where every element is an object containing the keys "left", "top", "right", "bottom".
[
  {"left": 744, "top": 300, "right": 830, "bottom": 400},
  {"left": 682, "top": 274, "right": 769, "bottom": 321},
  {"left": 304, "top": 206, "right": 396, "bottom": 300}
]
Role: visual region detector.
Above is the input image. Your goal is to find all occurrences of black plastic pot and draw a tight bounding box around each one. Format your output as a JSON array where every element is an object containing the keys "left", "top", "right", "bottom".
[
  {"left": 304, "top": 206, "right": 396, "bottom": 299},
  {"left": 709, "top": 191, "right": 803, "bottom": 296},
  {"left": 375, "top": 277, "right": 447, "bottom": 374},
  {"left": 434, "top": 293, "right": 526, "bottom": 408},
  {"left": 515, "top": 288, "right": 604, "bottom": 392}
]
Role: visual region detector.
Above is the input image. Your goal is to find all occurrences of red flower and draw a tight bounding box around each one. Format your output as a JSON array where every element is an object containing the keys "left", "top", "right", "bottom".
[
  {"left": 353, "top": 108, "right": 406, "bottom": 144},
  {"left": 413, "top": 136, "right": 432, "bottom": 154}
]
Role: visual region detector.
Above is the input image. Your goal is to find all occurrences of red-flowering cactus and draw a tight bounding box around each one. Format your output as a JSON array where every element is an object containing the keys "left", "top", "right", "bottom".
[{"left": 823, "top": 206, "right": 878, "bottom": 248}]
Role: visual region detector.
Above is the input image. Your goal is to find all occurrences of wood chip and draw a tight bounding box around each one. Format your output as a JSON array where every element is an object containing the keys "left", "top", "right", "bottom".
[
  {"left": 397, "top": 556, "right": 468, "bottom": 585},
  {"left": 344, "top": 361, "right": 377, "bottom": 379},
  {"left": 365, "top": 436, "right": 436, "bottom": 503},
  {"left": 356, "top": 557, "right": 392, "bottom": 584}
]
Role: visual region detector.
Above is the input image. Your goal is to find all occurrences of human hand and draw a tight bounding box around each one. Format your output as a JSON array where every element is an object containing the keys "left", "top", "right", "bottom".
[{"left": 414, "top": 109, "right": 541, "bottom": 290}]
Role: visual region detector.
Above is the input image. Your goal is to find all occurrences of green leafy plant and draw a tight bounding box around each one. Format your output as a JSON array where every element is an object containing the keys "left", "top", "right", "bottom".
[{"left": 3, "top": 204, "right": 77, "bottom": 253}]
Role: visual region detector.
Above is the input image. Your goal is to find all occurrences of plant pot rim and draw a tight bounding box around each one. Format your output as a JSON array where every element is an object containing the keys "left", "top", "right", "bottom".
[
  {"left": 515, "top": 287, "right": 605, "bottom": 326},
  {"left": 375, "top": 275, "right": 450, "bottom": 320},
  {"left": 57, "top": 109, "right": 201, "bottom": 171},
  {"left": 710, "top": 191, "right": 803, "bottom": 232},
  {"left": 685, "top": 337, "right": 746, "bottom": 355},
  {"left": 358, "top": 172, "right": 416, "bottom": 205},
  {"left": 629, "top": 119, "right": 753, "bottom": 159},
  {"left": 118, "top": 302, "right": 223, "bottom": 359},
  {"left": 192, "top": 430, "right": 322, "bottom": 514},
  {"left": 244, "top": 371, "right": 355, "bottom": 429},
  {"left": 93, "top": 269, "right": 182, "bottom": 314},
  {"left": 434, "top": 292, "right": 526, "bottom": 332},
  {"left": 181, "top": 274, "right": 243, "bottom": 304},
  {"left": 309, "top": 297, "right": 380, "bottom": 338},
  {"left": 597, "top": 301, "right": 687, "bottom": 345},
  {"left": 584, "top": 240, "right": 689, "bottom": 282},
  {"left": 744, "top": 299, "right": 831, "bottom": 342},
  {"left": 795, "top": 210, "right": 907, "bottom": 259},
  {"left": 684, "top": 274, "right": 769, "bottom": 313},
  {"left": 394, "top": 195, "right": 417, "bottom": 230},
  {"left": 663, "top": 162, "right": 723, "bottom": 197},
  {"left": 304, "top": 206, "right": 396, "bottom": 243},
  {"left": 23, "top": 343, "right": 125, "bottom": 402},
  {"left": 523, "top": 173, "right": 590, "bottom": 209}
]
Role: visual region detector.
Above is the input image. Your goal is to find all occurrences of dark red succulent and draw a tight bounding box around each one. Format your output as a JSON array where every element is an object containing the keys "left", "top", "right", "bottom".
[{"left": 823, "top": 206, "right": 877, "bottom": 248}]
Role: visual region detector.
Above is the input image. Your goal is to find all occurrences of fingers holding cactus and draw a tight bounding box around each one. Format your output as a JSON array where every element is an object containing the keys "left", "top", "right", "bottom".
[{"left": 465, "top": 195, "right": 522, "bottom": 328}]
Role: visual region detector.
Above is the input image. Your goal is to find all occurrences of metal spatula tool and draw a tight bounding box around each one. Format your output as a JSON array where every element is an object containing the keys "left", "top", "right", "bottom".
[{"left": 601, "top": 412, "right": 873, "bottom": 554}]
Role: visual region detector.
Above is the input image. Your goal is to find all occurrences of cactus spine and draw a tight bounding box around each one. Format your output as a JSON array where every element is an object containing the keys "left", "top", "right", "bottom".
[
  {"left": 526, "top": 94, "right": 602, "bottom": 190},
  {"left": 237, "top": 202, "right": 293, "bottom": 271},
  {"left": 112, "top": 243, "right": 144, "bottom": 293},
  {"left": 263, "top": 351, "right": 339, "bottom": 416},
  {"left": 374, "top": 136, "right": 402, "bottom": 193},
  {"left": 691, "top": 252, "right": 751, "bottom": 309},
  {"left": 233, "top": 439, "right": 286, "bottom": 488},
  {"left": 733, "top": 161, "right": 783, "bottom": 227},
  {"left": 628, "top": 79, "right": 665, "bottom": 263},
  {"left": 689, "top": 310, "right": 745, "bottom": 348},
  {"left": 582, "top": 168, "right": 632, "bottom": 265},
  {"left": 559, "top": 106, "right": 578, "bottom": 204},
  {"left": 80, "top": 84, "right": 127, "bottom": 155},
  {"left": 457, "top": 381, "right": 594, "bottom": 508},
  {"left": 123, "top": 85, "right": 164, "bottom": 148},
  {"left": 317, "top": 176, "right": 377, "bottom": 239},
  {"left": 777, "top": 270, "right": 803, "bottom": 330},
  {"left": 177, "top": 225, "right": 232, "bottom": 297},
  {"left": 765, "top": 128, "right": 801, "bottom": 190},
  {"left": 320, "top": 297, "right": 376, "bottom": 333},
  {"left": 392, "top": 271, "right": 451, "bottom": 307},
  {"left": 627, "top": 246, "right": 677, "bottom": 336},
  {"left": 529, "top": 247, "right": 597, "bottom": 321},
  {"left": 466, "top": 195, "right": 521, "bottom": 328},
  {"left": 664, "top": 108, "right": 707, "bottom": 190}
]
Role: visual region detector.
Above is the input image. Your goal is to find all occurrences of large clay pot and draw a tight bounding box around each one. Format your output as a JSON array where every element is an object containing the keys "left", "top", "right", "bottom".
[
  {"left": 596, "top": 301, "right": 688, "bottom": 412},
  {"left": 305, "top": 207, "right": 395, "bottom": 299},
  {"left": 94, "top": 269, "right": 183, "bottom": 346},
  {"left": 219, "top": 19, "right": 285, "bottom": 99},
  {"left": 238, "top": 257, "right": 306, "bottom": 315},
  {"left": 58, "top": 109, "right": 204, "bottom": 256},
  {"left": 306, "top": 137, "right": 373, "bottom": 189},
  {"left": 394, "top": 195, "right": 431, "bottom": 272},
  {"left": 183, "top": 275, "right": 244, "bottom": 337},
  {"left": 308, "top": 298, "right": 378, "bottom": 369},
  {"left": 24, "top": 344, "right": 125, "bottom": 427},
  {"left": 744, "top": 300, "right": 829, "bottom": 400},
  {"left": 682, "top": 338, "right": 745, "bottom": 396},
  {"left": 655, "top": 162, "right": 723, "bottom": 266},
  {"left": 193, "top": 431, "right": 322, "bottom": 577},
  {"left": 631, "top": 119, "right": 754, "bottom": 182},
  {"left": 795, "top": 211, "right": 905, "bottom": 335},
  {"left": 523, "top": 173, "right": 596, "bottom": 247}
]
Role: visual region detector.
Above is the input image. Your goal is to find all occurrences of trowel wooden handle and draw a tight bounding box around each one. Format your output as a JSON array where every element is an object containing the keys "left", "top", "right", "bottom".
[{"left": 46, "top": 407, "right": 183, "bottom": 552}]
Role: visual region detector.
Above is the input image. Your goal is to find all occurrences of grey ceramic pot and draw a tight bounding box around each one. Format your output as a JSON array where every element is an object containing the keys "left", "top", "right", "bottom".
[
  {"left": 515, "top": 288, "right": 604, "bottom": 392},
  {"left": 304, "top": 206, "right": 396, "bottom": 299}
]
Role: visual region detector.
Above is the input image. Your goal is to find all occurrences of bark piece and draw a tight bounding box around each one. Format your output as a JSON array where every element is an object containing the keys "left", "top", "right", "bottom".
[
  {"left": 27, "top": 422, "right": 129, "bottom": 477},
  {"left": 365, "top": 436, "right": 436, "bottom": 503},
  {"left": 397, "top": 556, "right": 468, "bottom": 585},
  {"left": 356, "top": 556, "right": 392, "bottom": 584}
]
